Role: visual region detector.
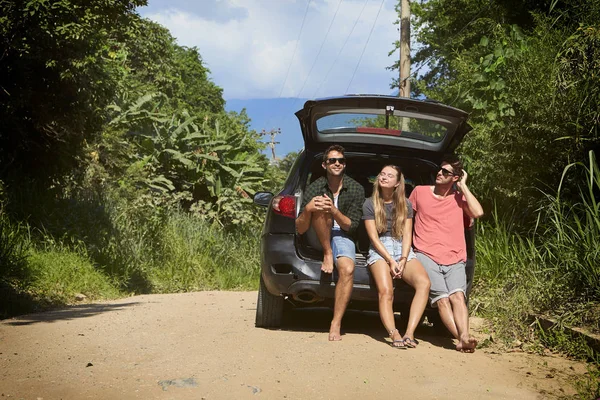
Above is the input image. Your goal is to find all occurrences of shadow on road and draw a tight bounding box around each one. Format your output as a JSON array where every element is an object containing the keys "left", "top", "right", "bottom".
[
  {"left": 4, "top": 302, "right": 139, "bottom": 326},
  {"left": 276, "top": 307, "right": 456, "bottom": 350}
]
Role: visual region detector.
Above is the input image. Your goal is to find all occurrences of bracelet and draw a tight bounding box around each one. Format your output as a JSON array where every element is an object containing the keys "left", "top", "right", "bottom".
[{"left": 399, "top": 257, "right": 407, "bottom": 262}]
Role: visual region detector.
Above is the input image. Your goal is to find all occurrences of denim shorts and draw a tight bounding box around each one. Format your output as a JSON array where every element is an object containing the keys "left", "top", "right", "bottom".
[
  {"left": 331, "top": 231, "right": 356, "bottom": 264},
  {"left": 416, "top": 252, "right": 466, "bottom": 306},
  {"left": 366, "top": 235, "right": 416, "bottom": 266}
]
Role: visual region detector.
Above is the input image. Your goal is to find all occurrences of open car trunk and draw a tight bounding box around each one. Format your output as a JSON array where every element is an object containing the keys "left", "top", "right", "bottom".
[{"left": 296, "top": 96, "right": 472, "bottom": 155}]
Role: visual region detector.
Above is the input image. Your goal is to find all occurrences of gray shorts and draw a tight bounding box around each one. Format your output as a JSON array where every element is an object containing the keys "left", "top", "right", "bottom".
[
  {"left": 416, "top": 252, "right": 466, "bottom": 306},
  {"left": 366, "top": 235, "right": 416, "bottom": 266},
  {"left": 331, "top": 231, "right": 356, "bottom": 264}
]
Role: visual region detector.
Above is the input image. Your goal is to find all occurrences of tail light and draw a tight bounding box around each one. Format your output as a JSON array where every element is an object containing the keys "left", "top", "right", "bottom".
[{"left": 272, "top": 195, "right": 296, "bottom": 218}]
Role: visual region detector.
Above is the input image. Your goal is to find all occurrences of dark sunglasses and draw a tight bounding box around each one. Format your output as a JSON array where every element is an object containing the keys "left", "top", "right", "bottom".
[
  {"left": 440, "top": 167, "right": 457, "bottom": 177},
  {"left": 326, "top": 157, "right": 346, "bottom": 165}
]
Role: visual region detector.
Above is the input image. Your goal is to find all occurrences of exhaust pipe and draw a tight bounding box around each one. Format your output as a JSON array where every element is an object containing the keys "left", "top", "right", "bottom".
[{"left": 293, "top": 290, "right": 322, "bottom": 304}]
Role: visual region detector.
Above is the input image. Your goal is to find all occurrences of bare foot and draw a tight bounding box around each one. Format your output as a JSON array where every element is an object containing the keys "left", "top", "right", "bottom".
[
  {"left": 456, "top": 336, "right": 478, "bottom": 353},
  {"left": 329, "top": 323, "right": 342, "bottom": 341},
  {"left": 321, "top": 253, "right": 334, "bottom": 274}
]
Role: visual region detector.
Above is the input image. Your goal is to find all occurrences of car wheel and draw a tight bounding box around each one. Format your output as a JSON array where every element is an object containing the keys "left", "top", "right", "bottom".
[{"left": 255, "top": 275, "right": 284, "bottom": 328}]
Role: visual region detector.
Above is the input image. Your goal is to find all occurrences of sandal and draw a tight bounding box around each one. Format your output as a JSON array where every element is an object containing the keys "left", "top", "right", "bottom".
[
  {"left": 402, "top": 337, "right": 419, "bottom": 348},
  {"left": 389, "top": 329, "right": 406, "bottom": 349}
]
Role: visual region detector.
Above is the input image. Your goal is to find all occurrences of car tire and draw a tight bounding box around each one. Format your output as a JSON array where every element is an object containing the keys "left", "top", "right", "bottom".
[{"left": 255, "top": 275, "right": 284, "bottom": 328}]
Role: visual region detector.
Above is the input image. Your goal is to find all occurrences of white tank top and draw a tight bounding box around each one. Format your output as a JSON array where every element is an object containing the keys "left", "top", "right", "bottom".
[{"left": 332, "top": 194, "right": 340, "bottom": 231}]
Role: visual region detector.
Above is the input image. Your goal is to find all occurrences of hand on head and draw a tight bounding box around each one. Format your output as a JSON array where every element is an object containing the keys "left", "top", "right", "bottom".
[{"left": 456, "top": 169, "right": 468, "bottom": 190}]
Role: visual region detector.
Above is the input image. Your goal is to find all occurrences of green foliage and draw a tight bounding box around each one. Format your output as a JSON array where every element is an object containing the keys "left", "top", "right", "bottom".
[
  {"left": 574, "top": 363, "right": 600, "bottom": 400},
  {"left": 150, "top": 211, "right": 259, "bottom": 292},
  {"left": 116, "top": 18, "right": 225, "bottom": 115},
  {"left": 545, "top": 151, "right": 600, "bottom": 298},
  {"left": 473, "top": 151, "right": 600, "bottom": 358},
  {"left": 398, "top": 0, "right": 600, "bottom": 215},
  {"left": 262, "top": 151, "right": 299, "bottom": 194},
  {"left": 0, "top": 0, "right": 146, "bottom": 179},
  {"left": 104, "top": 94, "right": 270, "bottom": 228},
  {"left": 0, "top": 0, "right": 272, "bottom": 321},
  {"left": 0, "top": 208, "right": 30, "bottom": 280},
  {"left": 555, "top": 24, "right": 600, "bottom": 143},
  {"left": 0, "top": 184, "right": 261, "bottom": 318},
  {"left": 390, "top": 0, "right": 548, "bottom": 92},
  {"left": 278, "top": 151, "right": 299, "bottom": 174},
  {"left": 26, "top": 244, "right": 121, "bottom": 304},
  {"left": 456, "top": 20, "right": 569, "bottom": 209}
]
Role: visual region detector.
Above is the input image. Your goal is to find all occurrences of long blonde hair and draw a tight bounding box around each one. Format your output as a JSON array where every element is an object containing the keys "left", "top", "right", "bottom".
[{"left": 372, "top": 165, "right": 407, "bottom": 239}]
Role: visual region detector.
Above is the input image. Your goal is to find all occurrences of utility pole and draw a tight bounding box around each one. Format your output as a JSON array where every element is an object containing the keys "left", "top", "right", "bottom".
[
  {"left": 399, "top": 0, "right": 411, "bottom": 98},
  {"left": 399, "top": 0, "right": 411, "bottom": 133},
  {"left": 261, "top": 128, "right": 281, "bottom": 163}
]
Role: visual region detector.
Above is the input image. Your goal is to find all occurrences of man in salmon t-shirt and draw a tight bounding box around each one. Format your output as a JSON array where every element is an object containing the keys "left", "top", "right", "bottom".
[{"left": 409, "top": 155, "right": 484, "bottom": 353}]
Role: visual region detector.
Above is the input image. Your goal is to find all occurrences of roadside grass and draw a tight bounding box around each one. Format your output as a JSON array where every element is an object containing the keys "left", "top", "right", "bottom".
[
  {"left": 25, "top": 243, "right": 121, "bottom": 304},
  {"left": 474, "top": 151, "right": 600, "bottom": 340},
  {"left": 472, "top": 152, "right": 600, "bottom": 398},
  {"left": 1, "top": 187, "right": 260, "bottom": 319},
  {"left": 0, "top": 213, "right": 121, "bottom": 316},
  {"left": 0, "top": 210, "right": 30, "bottom": 281},
  {"left": 149, "top": 211, "right": 260, "bottom": 292}
]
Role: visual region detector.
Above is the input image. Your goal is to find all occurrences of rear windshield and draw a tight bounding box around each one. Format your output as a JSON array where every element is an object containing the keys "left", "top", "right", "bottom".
[{"left": 315, "top": 112, "right": 448, "bottom": 143}]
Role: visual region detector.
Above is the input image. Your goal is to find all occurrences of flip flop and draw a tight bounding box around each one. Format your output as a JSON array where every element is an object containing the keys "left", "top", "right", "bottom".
[
  {"left": 391, "top": 339, "right": 407, "bottom": 349},
  {"left": 402, "top": 337, "right": 419, "bottom": 348}
]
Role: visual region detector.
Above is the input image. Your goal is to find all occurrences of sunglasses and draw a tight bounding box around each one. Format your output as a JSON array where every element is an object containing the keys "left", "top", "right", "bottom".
[
  {"left": 440, "top": 167, "right": 458, "bottom": 177},
  {"left": 326, "top": 157, "right": 346, "bottom": 165}
]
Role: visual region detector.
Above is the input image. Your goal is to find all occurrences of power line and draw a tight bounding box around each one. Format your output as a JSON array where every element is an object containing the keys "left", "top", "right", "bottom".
[
  {"left": 277, "top": 0, "right": 312, "bottom": 98},
  {"left": 345, "top": 0, "right": 386, "bottom": 93},
  {"left": 286, "top": 0, "right": 345, "bottom": 116},
  {"left": 293, "top": 0, "right": 344, "bottom": 100},
  {"left": 312, "top": 0, "right": 370, "bottom": 98},
  {"left": 272, "top": 0, "right": 345, "bottom": 132},
  {"left": 263, "top": 0, "right": 312, "bottom": 143}
]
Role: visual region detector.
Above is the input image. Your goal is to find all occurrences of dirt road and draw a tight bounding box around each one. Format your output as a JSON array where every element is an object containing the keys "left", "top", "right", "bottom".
[{"left": 0, "top": 291, "right": 589, "bottom": 399}]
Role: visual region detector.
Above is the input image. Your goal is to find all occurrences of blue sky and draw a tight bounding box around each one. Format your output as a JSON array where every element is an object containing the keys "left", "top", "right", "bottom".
[{"left": 139, "top": 0, "right": 401, "bottom": 157}]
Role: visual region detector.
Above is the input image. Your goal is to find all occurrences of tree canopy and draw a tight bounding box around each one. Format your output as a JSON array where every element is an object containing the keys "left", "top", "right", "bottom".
[
  {"left": 0, "top": 0, "right": 283, "bottom": 230},
  {"left": 0, "top": 0, "right": 147, "bottom": 178},
  {"left": 390, "top": 0, "right": 600, "bottom": 214}
]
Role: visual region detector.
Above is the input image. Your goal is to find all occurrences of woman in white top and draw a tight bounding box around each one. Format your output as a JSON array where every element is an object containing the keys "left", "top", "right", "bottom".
[{"left": 362, "top": 165, "right": 431, "bottom": 348}]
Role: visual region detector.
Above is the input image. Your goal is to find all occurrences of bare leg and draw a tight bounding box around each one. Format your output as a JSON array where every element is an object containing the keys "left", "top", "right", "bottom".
[
  {"left": 400, "top": 259, "right": 430, "bottom": 341},
  {"left": 436, "top": 297, "right": 459, "bottom": 340},
  {"left": 329, "top": 256, "right": 354, "bottom": 341},
  {"left": 312, "top": 212, "right": 334, "bottom": 273},
  {"left": 369, "top": 260, "right": 403, "bottom": 345},
  {"left": 449, "top": 292, "right": 477, "bottom": 352}
]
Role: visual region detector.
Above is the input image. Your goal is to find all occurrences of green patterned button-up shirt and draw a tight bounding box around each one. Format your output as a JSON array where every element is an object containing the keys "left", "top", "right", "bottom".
[{"left": 300, "top": 174, "right": 365, "bottom": 238}]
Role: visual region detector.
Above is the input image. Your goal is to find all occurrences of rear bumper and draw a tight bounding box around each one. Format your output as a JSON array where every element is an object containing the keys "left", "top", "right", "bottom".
[{"left": 260, "top": 233, "right": 418, "bottom": 306}]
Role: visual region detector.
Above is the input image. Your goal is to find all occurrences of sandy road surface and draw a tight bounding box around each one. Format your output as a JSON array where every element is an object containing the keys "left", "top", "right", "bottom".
[{"left": 0, "top": 291, "right": 589, "bottom": 399}]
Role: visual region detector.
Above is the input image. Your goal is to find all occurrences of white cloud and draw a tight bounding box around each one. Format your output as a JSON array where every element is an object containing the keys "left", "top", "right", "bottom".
[{"left": 141, "top": 0, "right": 400, "bottom": 100}]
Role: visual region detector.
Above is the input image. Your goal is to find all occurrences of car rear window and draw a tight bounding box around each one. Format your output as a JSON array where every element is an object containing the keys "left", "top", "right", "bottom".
[{"left": 315, "top": 112, "right": 448, "bottom": 143}]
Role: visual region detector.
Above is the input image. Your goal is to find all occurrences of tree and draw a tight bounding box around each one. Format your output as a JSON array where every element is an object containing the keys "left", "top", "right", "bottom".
[
  {"left": 116, "top": 19, "right": 225, "bottom": 116},
  {"left": 0, "top": 0, "right": 146, "bottom": 181},
  {"left": 389, "top": 0, "right": 559, "bottom": 94},
  {"left": 390, "top": 0, "right": 600, "bottom": 214}
]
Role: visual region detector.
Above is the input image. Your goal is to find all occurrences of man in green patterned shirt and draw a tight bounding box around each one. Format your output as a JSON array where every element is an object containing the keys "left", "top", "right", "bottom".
[{"left": 296, "top": 145, "right": 365, "bottom": 341}]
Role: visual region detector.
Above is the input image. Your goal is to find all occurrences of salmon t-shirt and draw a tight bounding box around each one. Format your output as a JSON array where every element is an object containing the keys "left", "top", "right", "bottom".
[{"left": 408, "top": 185, "right": 467, "bottom": 265}]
